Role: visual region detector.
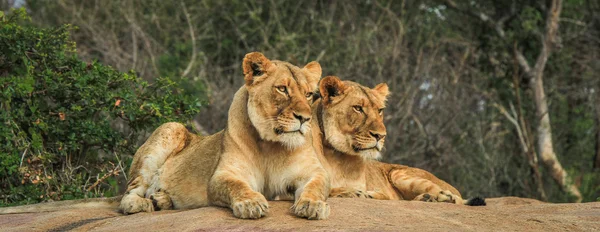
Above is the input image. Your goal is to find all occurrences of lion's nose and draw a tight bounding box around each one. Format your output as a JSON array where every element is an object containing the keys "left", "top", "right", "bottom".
[
  {"left": 369, "top": 131, "right": 386, "bottom": 141},
  {"left": 293, "top": 112, "right": 311, "bottom": 124}
]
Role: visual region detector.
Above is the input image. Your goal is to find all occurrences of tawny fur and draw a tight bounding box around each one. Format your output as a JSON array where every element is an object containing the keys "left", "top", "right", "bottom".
[
  {"left": 312, "top": 76, "right": 468, "bottom": 204},
  {"left": 119, "top": 52, "right": 330, "bottom": 219}
]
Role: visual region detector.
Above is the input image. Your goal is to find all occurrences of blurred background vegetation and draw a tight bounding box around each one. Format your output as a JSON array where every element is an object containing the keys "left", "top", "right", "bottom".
[{"left": 1, "top": 0, "right": 599, "bottom": 205}]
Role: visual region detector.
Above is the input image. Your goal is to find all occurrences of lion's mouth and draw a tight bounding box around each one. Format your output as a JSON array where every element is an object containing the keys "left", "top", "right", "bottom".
[
  {"left": 275, "top": 128, "right": 303, "bottom": 135},
  {"left": 352, "top": 145, "right": 381, "bottom": 152}
]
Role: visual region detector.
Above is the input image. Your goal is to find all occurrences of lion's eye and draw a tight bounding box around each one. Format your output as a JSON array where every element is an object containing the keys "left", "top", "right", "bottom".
[
  {"left": 306, "top": 92, "right": 313, "bottom": 100},
  {"left": 379, "top": 108, "right": 384, "bottom": 115},
  {"left": 276, "top": 86, "right": 288, "bottom": 94},
  {"left": 353, "top": 105, "right": 363, "bottom": 113}
]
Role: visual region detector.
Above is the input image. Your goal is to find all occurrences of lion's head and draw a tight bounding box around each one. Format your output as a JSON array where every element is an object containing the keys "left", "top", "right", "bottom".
[
  {"left": 318, "top": 76, "right": 389, "bottom": 160},
  {"left": 243, "top": 52, "right": 321, "bottom": 149}
]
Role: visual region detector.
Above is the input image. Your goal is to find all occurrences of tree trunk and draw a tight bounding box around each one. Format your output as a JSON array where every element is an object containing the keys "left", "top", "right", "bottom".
[
  {"left": 531, "top": 72, "right": 581, "bottom": 202},
  {"left": 512, "top": 55, "right": 547, "bottom": 201},
  {"left": 528, "top": 0, "right": 582, "bottom": 203}
]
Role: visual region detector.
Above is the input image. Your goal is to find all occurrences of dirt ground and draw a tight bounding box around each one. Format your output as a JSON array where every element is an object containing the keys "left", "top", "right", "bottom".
[{"left": 1, "top": 197, "right": 599, "bottom": 231}]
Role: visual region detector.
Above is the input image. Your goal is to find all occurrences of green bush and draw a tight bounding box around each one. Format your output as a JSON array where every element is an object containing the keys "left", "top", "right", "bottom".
[{"left": 0, "top": 9, "right": 202, "bottom": 206}]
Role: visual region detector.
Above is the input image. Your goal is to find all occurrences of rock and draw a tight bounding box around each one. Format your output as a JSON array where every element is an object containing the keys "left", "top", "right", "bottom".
[{"left": 1, "top": 197, "right": 599, "bottom": 231}]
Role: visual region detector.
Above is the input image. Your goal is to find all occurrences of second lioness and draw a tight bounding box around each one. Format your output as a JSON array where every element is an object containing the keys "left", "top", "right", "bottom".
[{"left": 310, "top": 76, "right": 484, "bottom": 205}]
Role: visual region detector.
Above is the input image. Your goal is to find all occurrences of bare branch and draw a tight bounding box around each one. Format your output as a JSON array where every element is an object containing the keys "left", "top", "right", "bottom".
[
  {"left": 181, "top": 2, "right": 197, "bottom": 78},
  {"left": 492, "top": 103, "right": 528, "bottom": 153},
  {"left": 442, "top": 0, "right": 490, "bottom": 22},
  {"left": 560, "top": 18, "right": 587, "bottom": 26},
  {"left": 533, "top": 0, "right": 563, "bottom": 74},
  {"left": 121, "top": 12, "right": 161, "bottom": 75},
  {"left": 131, "top": 29, "right": 137, "bottom": 70},
  {"left": 86, "top": 167, "right": 119, "bottom": 192},
  {"left": 513, "top": 42, "right": 533, "bottom": 77},
  {"left": 19, "top": 148, "right": 27, "bottom": 168},
  {"left": 114, "top": 152, "right": 128, "bottom": 181}
]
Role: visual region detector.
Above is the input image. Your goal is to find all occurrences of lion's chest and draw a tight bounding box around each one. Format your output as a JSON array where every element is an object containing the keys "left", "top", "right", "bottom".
[{"left": 255, "top": 146, "right": 316, "bottom": 198}]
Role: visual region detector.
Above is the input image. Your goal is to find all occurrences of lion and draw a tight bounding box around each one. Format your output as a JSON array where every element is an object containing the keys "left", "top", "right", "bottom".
[
  {"left": 118, "top": 52, "right": 330, "bottom": 219},
  {"left": 311, "top": 76, "right": 485, "bottom": 206},
  {"left": 0, "top": 52, "right": 330, "bottom": 219}
]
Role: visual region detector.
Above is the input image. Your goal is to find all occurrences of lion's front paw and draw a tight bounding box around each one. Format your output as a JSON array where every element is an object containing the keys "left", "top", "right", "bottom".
[
  {"left": 414, "top": 193, "right": 436, "bottom": 202},
  {"left": 292, "top": 198, "right": 330, "bottom": 220},
  {"left": 329, "top": 187, "right": 370, "bottom": 199},
  {"left": 231, "top": 193, "right": 269, "bottom": 219},
  {"left": 415, "top": 190, "right": 462, "bottom": 204},
  {"left": 120, "top": 194, "right": 154, "bottom": 215},
  {"left": 149, "top": 191, "right": 173, "bottom": 211},
  {"left": 436, "top": 190, "right": 463, "bottom": 204}
]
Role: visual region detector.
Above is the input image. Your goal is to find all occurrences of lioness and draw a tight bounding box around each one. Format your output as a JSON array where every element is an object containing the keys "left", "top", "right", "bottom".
[
  {"left": 312, "top": 76, "right": 484, "bottom": 205},
  {"left": 119, "top": 52, "right": 330, "bottom": 219}
]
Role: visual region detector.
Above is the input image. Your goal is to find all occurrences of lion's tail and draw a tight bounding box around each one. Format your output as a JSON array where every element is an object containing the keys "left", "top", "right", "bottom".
[
  {"left": 0, "top": 196, "right": 122, "bottom": 214},
  {"left": 463, "top": 196, "right": 486, "bottom": 206}
]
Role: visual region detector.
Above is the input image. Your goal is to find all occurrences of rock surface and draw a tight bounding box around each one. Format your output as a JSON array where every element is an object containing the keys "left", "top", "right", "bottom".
[{"left": 1, "top": 197, "right": 599, "bottom": 231}]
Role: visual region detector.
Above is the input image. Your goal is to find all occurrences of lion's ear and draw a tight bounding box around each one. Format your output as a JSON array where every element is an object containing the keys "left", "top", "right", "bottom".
[
  {"left": 373, "top": 83, "right": 389, "bottom": 99},
  {"left": 242, "top": 52, "right": 273, "bottom": 86},
  {"left": 303, "top": 61, "right": 322, "bottom": 83},
  {"left": 319, "top": 76, "right": 346, "bottom": 105}
]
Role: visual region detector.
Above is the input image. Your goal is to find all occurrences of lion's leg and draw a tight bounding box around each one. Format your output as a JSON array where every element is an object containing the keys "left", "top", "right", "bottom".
[
  {"left": 120, "top": 176, "right": 154, "bottom": 214},
  {"left": 389, "top": 169, "right": 464, "bottom": 205},
  {"left": 291, "top": 170, "right": 330, "bottom": 220},
  {"left": 120, "top": 122, "right": 190, "bottom": 214},
  {"left": 413, "top": 190, "right": 463, "bottom": 204},
  {"left": 365, "top": 190, "right": 391, "bottom": 200},
  {"left": 329, "top": 187, "right": 369, "bottom": 198},
  {"left": 329, "top": 187, "right": 389, "bottom": 200},
  {"left": 208, "top": 166, "right": 269, "bottom": 219}
]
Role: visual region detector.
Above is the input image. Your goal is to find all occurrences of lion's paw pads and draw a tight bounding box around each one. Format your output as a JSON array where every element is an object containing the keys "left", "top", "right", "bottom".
[
  {"left": 149, "top": 191, "right": 173, "bottom": 211},
  {"left": 436, "top": 190, "right": 460, "bottom": 203},
  {"left": 416, "top": 193, "right": 436, "bottom": 202},
  {"left": 231, "top": 195, "right": 269, "bottom": 219},
  {"left": 120, "top": 195, "right": 154, "bottom": 215},
  {"left": 416, "top": 190, "right": 461, "bottom": 204},
  {"left": 292, "top": 199, "right": 330, "bottom": 220}
]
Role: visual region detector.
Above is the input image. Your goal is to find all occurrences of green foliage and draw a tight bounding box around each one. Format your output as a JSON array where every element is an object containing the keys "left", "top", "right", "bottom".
[
  {"left": 577, "top": 172, "right": 600, "bottom": 202},
  {"left": 0, "top": 9, "right": 201, "bottom": 206}
]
